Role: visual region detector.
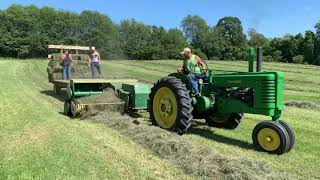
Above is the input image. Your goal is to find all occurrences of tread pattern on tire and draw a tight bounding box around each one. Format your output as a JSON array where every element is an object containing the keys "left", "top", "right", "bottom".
[
  {"left": 149, "top": 76, "right": 193, "bottom": 134},
  {"left": 280, "top": 120, "right": 295, "bottom": 152},
  {"left": 252, "top": 120, "right": 290, "bottom": 155}
]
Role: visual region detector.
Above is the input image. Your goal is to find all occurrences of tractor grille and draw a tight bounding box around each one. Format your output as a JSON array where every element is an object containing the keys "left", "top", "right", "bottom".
[{"left": 261, "top": 80, "right": 276, "bottom": 103}]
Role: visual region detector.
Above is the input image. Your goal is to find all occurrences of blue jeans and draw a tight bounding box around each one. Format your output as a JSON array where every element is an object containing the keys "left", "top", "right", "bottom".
[
  {"left": 188, "top": 73, "right": 201, "bottom": 93},
  {"left": 63, "top": 65, "right": 72, "bottom": 80},
  {"left": 91, "top": 62, "right": 101, "bottom": 79}
]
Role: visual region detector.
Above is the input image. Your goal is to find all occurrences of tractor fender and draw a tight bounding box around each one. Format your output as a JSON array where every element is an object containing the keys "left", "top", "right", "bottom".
[{"left": 168, "top": 73, "right": 192, "bottom": 91}]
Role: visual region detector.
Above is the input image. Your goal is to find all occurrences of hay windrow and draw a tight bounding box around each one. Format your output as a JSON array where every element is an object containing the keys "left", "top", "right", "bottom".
[
  {"left": 285, "top": 100, "right": 320, "bottom": 111},
  {"left": 85, "top": 111, "right": 294, "bottom": 179}
]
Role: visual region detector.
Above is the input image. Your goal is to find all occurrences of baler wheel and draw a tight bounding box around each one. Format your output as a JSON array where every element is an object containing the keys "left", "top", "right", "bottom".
[
  {"left": 150, "top": 76, "right": 193, "bottom": 135},
  {"left": 252, "top": 121, "right": 290, "bottom": 155},
  {"left": 279, "top": 121, "right": 295, "bottom": 152},
  {"left": 64, "top": 99, "right": 72, "bottom": 117},
  {"left": 53, "top": 85, "right": 60, "bottom": 95},
  {"left": 70, "top": 101, "right": 78, "bottom": 117},
  {"left": 205, "top": 113, "right": 243, "bottom": 129}
]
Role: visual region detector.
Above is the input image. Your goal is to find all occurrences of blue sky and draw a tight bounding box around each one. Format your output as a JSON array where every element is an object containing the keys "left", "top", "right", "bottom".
[{"left": 0, "top": 0, "right": 319, "bottom": 37}]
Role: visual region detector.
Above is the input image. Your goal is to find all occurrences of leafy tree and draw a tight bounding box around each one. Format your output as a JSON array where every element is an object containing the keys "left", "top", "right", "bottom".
[
  {"left": 119, "top": 19, "right": 153, "bottom": 59},
  {"left": 303, "top": 30, "right": 315, "bottom": 64},
  {"left": 292, "top": 55, "right": 304, "bottom": 64},
  {"left": 314, "top": 22, "right": 320, "bottom": 65},
  {"left": 181, "top": 15, "right": 210, "bottom": 58},
  {"left": 79, "top": 11, "right": 121, "bottom": 59},
  {"left": 216, "top": 17, "right": 246, "bottom": 47},
  {"left": 164, "top": 28, "right": 188, "bottom": 59}
]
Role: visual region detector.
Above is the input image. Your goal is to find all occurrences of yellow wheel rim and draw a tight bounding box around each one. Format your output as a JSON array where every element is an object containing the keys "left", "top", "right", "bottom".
[
  {"left": 257, "top": 128, "right": 280, "bottom": 151},
  {"left": 153, "top": 87, "right": 177, "bottom": 129}
]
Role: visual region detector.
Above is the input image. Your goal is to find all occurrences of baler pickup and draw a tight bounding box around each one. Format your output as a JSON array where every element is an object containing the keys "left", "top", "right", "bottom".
[{"left": 64, "top": 79, "right": 150, "bottom": 117}]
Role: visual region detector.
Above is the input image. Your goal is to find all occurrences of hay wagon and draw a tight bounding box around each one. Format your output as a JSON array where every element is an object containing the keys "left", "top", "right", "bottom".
[{"left": 47, "top": 45, "right": 94, "bottom": 95}]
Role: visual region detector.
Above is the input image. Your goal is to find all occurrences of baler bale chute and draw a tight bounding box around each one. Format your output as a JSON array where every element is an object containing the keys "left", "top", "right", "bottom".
[
  {"left": 149, "top": 47, "right": 295, "bottom": 155},
  {"left": 64, "top": 79, "right": 150, "bottom": 117}
]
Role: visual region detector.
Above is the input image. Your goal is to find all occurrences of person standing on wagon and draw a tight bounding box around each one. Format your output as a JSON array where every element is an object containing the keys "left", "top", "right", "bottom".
[
  {"left": 89, "top": 47, "right": 101, "bottom": 79},
  {"left": 60, "top": 50, "right": 73, "bottom": 80}
]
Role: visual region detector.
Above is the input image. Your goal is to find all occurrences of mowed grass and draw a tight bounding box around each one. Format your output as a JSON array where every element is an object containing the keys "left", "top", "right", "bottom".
[
  {"left": 0, "top": 59, "right": 319, "bottom": 179},
  {"left": 102, "top": 60, "right": 320, "bottom": 178},
  {"left": 0, "top": 60, "right": 191, "bottom": 179}
]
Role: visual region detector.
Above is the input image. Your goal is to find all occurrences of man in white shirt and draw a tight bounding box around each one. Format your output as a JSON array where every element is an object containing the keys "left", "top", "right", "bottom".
[{"left": 88, "top": 47, "right": 101, "bottom": 79}]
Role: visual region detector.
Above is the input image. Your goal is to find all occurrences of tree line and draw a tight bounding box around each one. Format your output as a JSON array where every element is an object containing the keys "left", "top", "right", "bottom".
[{"left": 1, "top": 4, "right": 320, "bottom": 65}]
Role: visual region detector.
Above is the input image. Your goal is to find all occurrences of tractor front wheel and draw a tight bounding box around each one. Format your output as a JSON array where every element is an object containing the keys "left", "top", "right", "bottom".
[
  {"left": 279, "top": 120, "right": 295, "bottom": 152},
  {"left": 205, "top": 113, "right": 243, "bottom": 129},
  {"left": 252, "top": 121, "right": 290, "bottom": 155},
  {"left": 149, "top": 76, "right": 193, "bottom": 134}
]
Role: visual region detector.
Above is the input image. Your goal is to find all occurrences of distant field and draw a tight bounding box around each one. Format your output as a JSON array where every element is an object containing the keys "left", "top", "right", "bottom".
[{"left": 0, "top": 59, "right": 319, "bottom": 179}]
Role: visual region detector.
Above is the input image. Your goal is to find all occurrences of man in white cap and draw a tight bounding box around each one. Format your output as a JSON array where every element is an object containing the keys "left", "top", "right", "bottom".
[
  {"left": 88, "top": 47, "right": 101, "bottom": 79},
  {"left": 177, "top": 47, "right": 205, "bottom": 93}
]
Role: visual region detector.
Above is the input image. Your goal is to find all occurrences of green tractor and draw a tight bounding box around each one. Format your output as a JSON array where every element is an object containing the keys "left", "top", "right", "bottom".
[{"left": 149, "top": 48, "right": 295, "bottom": 155}]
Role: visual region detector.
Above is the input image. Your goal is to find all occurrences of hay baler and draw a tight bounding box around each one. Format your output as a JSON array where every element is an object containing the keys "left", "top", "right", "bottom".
[
  {"left": 149, "top": 48, "right": 295, "bottom": 155},
  {"left": 63, "top": 79, "right": 150, "bottom": 117}
]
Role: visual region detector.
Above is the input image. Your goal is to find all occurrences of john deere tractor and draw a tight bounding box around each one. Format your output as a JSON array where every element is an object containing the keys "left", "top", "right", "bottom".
[{"left": 149, "top": 48, "right": 295, "bottom": 155}]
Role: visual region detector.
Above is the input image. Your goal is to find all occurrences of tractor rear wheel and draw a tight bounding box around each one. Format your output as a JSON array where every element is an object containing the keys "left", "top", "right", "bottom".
[
  {"left": 149, "top": 76, "right": 193, "bottom": 134},
  {"left": 280, "top": 120, "right": 295, "bottom": 152},
  {"left": 252, "top": 121, "right": 290, "bottom": 155},
  {"left": 64, "top": 99, "right": 72, "bottom": 117},
  {"left": 205, "top": 113, "right": 243, "bottom": 129}
]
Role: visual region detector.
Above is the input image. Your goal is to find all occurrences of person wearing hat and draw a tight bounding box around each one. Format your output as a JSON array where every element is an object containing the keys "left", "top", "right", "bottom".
[
  {"left": 89, "top": 47, "right": 102, "bottom": 79},
  {"left": 178, "top": 47, "right": 205, "bottom": 93}
]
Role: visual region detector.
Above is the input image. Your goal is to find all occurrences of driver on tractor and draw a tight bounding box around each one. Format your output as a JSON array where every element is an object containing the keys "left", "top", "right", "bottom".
[{"left": 177, "top": 47, "right": 206, "bottom": 94}]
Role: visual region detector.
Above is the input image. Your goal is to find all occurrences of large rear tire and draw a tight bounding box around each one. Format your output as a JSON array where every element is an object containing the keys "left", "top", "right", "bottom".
[
  {"left": 205, "top": 113, "right": 243, "bottom": 129},
  {"left": 149, "top": 76, "right": 193, "bottom": 134}
]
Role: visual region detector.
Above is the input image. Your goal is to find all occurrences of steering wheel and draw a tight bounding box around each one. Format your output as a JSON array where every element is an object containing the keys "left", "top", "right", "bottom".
[{"left": 201, "top": 60, "right": 209, "bottom": 76}]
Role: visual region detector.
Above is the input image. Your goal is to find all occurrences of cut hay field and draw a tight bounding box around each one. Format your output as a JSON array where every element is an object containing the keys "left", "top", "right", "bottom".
[{"left": 0, "top": 59, "right": 320, "bottom": 179}]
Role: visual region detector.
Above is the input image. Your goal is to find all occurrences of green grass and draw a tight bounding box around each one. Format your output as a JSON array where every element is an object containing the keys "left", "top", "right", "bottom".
[
  {"left": 0, "top": 59, "right": 320, "bottom": 179},
  {"left": 0, "top": 60, "right": 191, "bottom": 179}
]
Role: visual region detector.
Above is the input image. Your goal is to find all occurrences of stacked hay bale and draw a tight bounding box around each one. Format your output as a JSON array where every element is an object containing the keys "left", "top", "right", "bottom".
[{"left": 47, "top": 53, "right": 91, "bottom": 82}]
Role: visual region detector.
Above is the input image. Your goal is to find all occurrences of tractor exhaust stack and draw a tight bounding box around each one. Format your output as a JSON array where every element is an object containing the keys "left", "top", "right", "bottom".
[
  {"left": 256, "top": 47, "right": 262, "bottom": 72},
  {"left": 248, "top": 48, "right": 254, "bottom": 72}
]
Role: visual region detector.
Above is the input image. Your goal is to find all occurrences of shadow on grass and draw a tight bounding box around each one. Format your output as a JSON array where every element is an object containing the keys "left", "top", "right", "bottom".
[
  {"left": 40, "top": 90, "right": 66, "bottom": 102},
  {"left": 189, "top": 124, "right": 253, "bottom": 150}
]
